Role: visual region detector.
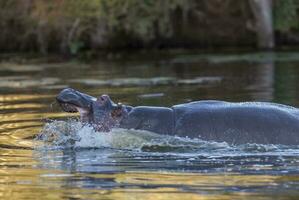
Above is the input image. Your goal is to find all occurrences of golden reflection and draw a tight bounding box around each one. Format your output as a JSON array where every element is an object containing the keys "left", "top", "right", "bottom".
[
  {"left": 0, "top": 168, "right": 296, "bottom": 200},
  {"left": 96, "top": 172, "right": 279, "bottom": 187},
  {"left": 0, "top": 103, "right": 45, "bottom": 110},
  {"left": 0, "top": 126, "right": 41, "bottom": 149},
  {"left": 0, "top": 97, "right": 77, "bottom": 148},
  {"left": 0, "top": 149, "right": 36, "bottom": 167},
  {"left": 0, "top": 136, "right": 33, "bottom": 149},
  {"left": 9, "top": 126, "right": 41, "bottom": 136},
  {"left": 0, "top": 148, "right": 33, "bottom": 158},
  {"left": 0, "top": 94, "right": 52, "bottom": 102},
  {"left": 0, "top": 121, "right": 42, "bottom": 131},
  {"left": 0, "top": 112, "right": 78, "bottom": 123},
  {"left": 101, "top": 188, "right": 259, "bottom": 200}
]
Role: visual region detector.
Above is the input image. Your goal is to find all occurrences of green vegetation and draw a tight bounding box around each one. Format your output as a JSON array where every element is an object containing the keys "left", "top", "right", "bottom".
[
  {"left": 98, "top": 0, "right": 186, "bottom": 40},
  {"left": 0, "top": 0, "right": 191, "bottom": 54},
  {"left": 0, "top": 0, "right": 299, "bottom": 55},
  {"left": 273, "top": 0, "right": 299, "bottom": 31}
]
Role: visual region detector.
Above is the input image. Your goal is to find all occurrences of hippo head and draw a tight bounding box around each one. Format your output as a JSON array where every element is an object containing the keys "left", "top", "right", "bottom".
[{"left": 56, "top": 88, "right": 130, "bottom": 131}]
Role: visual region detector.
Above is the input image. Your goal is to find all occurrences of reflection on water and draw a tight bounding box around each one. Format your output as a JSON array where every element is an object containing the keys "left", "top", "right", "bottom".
[
  {"left": 3, "top": 166, "right": 296, "bottom": 200},
  {"left": 1, "top": 51, "right": 299, "bottom": 199}
]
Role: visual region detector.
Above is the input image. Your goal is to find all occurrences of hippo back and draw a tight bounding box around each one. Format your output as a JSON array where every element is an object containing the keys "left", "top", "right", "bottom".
[{"left": 172, "top": 100, "right": 299, "bottom": 145}]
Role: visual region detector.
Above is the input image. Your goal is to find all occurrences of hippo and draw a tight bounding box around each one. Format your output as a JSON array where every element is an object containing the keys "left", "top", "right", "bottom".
[{"left": 56, "top": 88, "right": 299, "bottom": 145}]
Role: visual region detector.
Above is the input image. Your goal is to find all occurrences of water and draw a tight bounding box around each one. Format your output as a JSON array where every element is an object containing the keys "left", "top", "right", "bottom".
[{"left": 1, "top": 51, "right": 299, "bottom": 199}]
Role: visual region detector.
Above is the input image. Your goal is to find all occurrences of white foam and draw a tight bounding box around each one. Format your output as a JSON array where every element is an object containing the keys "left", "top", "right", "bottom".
[
  {"left": 39, "top": 120, "right": 163, "bottom": 149},
  {"left": 75, "top": 125, "right": 109, "bottom": 148},
  {"left": 38, "top": 120, "right": 299, "bottom": 154}
]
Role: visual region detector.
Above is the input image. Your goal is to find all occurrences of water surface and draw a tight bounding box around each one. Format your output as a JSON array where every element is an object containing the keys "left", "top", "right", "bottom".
[{"left": 1, "top": 51, "right": 299, "bottom": 199}]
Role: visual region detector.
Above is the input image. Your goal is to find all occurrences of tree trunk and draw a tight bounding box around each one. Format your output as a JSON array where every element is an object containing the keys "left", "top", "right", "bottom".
[{"left": 249, "top": 0, "right": 274, "bottom": 49}]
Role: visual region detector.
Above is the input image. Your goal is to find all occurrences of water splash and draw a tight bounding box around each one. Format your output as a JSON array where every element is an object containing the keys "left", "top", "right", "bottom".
[
  {"left": 37, "top": 120, "right": 81, "bottom": 149},
  {"left": 37, "top": 120, "right": 299, "bottom": 155},
  {"left": 37, "top": 120, "right": 160, "bottom": 150},
  {"left": 37, "top": 120, "right": 228, "bottom": 151}
]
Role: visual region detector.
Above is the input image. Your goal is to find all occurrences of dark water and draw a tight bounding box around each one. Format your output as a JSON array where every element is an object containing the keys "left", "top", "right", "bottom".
[{"left": 1, "top": 51, "right": 299, "bottom": 199}]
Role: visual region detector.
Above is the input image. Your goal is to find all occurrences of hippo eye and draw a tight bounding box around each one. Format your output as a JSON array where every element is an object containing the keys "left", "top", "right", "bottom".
[
  {"left": 100, "top": 95, "right": 109, "bottom": 102},
  {"left": 97, "top": 96, "right": 106, "bottom": 104}
]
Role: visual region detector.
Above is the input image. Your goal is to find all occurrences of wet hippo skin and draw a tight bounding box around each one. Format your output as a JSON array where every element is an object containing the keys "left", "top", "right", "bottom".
[{"left": 56, "top": 88, "right": 299, "bottom": 145}]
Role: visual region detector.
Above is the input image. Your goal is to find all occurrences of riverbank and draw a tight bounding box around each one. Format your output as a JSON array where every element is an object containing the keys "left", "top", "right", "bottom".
[{"left": 1, "top": 0, "right": 299, "bottom": 56}]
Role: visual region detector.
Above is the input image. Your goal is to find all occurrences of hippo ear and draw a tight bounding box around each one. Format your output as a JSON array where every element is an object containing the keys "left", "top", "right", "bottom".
[
  {"left": 96, "top": 94, "right": 111, "bottom": 106},
  {"left": 111, "top": 103, "right": 123, "bottom": 119}
]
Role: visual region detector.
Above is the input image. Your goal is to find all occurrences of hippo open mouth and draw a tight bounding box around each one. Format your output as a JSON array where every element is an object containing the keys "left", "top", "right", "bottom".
[
  {"left": 59, "top": 102, "right": 79, "bottom": 113},
  {"left": 56, "top": 88, "right": 128, "bottom": 131},
  {"left": 56, "top": 88, "right": 95, "bottom": 119}
]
